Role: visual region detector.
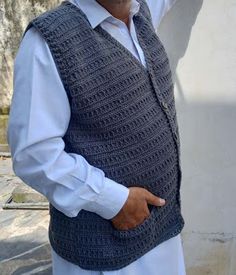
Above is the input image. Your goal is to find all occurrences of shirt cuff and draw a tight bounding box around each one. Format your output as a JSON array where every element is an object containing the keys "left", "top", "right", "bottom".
[{"left": 83, "top": 178, "right": 130, "bottom": 220}]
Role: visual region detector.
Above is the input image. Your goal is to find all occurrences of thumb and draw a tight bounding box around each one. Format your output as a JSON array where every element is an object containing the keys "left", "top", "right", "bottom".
[{"left": 145, "top": 190, "right": 166, "bottom": 207}]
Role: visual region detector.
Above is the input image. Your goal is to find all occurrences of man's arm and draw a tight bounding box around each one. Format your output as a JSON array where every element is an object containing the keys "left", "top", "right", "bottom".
[
  {"left": 146, "top": 0, "right": 177, "bottom": 29},
  {"left": 7, "top": 27, "right": 129, "bottom": 219}
]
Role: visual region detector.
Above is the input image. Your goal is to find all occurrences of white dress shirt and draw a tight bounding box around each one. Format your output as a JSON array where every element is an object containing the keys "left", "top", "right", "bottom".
[{"left": 7, "top": 0, "right": 186, "bottom": 274}]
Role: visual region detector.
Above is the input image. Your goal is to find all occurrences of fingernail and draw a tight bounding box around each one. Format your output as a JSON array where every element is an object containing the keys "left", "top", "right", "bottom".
[{"left": 160, "top": 199, "right": 165, "bottom": 205}]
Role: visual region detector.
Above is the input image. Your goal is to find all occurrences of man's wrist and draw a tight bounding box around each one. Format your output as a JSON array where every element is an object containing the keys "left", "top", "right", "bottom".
[{"left": 83, "top": 178, "right": 130, "bottom": 220}]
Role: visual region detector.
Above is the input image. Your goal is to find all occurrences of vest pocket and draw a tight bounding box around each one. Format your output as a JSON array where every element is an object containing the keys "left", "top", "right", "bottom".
[{"left": 111, "top": 205, "right": 156, "bottom": 239}]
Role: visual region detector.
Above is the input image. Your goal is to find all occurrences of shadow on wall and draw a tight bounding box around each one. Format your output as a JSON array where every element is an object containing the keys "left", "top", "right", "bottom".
[
  {"left": 158, "top": 0, "right": 204, "bottom": 99},
  {"left": 177, "top": 102, "right": 236, "bottom": 275}
]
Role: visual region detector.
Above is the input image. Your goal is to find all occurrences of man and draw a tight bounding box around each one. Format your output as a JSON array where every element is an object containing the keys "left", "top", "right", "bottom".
[{"left": 7, "top": 0, "right": 186, "bottom": 274}]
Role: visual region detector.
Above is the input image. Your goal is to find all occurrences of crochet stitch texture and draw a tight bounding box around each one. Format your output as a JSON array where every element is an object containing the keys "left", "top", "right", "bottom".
[{"left": 22, "top": 0, "right": 185, "bottom": 270}]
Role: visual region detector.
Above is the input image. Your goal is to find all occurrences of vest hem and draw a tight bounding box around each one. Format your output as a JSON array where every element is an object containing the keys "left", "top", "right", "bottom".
[{"left": 49, "top": 215, "right": 185, "bottom": 271}]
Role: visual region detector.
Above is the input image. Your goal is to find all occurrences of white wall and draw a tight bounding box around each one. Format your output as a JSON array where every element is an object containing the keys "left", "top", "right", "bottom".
[{"left": 158, "top": 0, "right": 236, "bottom": 274}]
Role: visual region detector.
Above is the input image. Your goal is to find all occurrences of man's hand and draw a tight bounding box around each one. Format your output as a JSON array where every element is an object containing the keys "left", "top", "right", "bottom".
[{"left": 111, "top": 187, "right": 166, "bottom": 230}]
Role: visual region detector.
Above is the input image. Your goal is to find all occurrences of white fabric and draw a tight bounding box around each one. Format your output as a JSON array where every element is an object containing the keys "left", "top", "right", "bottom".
[{"left": 7, "top": 0, "right": 185, "bottom": 274}]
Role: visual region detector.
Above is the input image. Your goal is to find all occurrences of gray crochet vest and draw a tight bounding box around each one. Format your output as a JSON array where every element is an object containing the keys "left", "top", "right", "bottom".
[{"left": 23, "top": 0, "right": 185, "bottom": 270}]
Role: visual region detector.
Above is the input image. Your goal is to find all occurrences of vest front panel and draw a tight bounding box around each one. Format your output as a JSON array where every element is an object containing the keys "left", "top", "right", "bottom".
[{"left": 23, "top": 0, "right": 185, "bottom": 270}]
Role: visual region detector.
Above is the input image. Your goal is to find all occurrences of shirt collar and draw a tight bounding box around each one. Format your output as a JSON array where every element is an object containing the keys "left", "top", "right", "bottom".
[{"left": 70, "top": 0, "right": 140, "bottom": 29}]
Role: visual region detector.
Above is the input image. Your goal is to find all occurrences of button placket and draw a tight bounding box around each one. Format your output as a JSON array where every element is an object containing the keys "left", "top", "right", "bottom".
[
  {"left": 147, "top": 63, "right": 181, "bottom": 158},
  {"left": 145, "top": 45, "right": 183, "bottom": 198},
  {"left": 161, "top": 101, "right": 168, "bottom": 110}
]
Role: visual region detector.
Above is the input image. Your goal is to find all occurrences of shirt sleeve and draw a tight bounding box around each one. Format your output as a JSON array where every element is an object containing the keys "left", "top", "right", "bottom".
[
  {"left": 146, "top": 0, "right": 177, "bottom": 29},
  {"left": 7, "top": 26, "right": 129, "bottom": 220}
]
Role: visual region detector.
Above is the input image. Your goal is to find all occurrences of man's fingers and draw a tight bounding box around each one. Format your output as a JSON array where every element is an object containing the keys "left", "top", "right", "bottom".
[{"left": 145, "top": 190, "right": 165, "bottom": 206}]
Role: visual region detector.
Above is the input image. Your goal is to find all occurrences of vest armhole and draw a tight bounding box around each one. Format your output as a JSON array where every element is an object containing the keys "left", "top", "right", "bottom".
[
  {"left": 40, "top": 28, "right": 73, "bottom": 105},
  {"left": 21, "top": 18, "right": 73, "bottom": 105},
  {"left": 25, "top": 4, "right": 74, "bottom": 104}
]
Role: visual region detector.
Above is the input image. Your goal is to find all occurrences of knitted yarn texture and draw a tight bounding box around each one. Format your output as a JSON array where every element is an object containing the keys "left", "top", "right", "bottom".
[{"left": 22, "top": 0, "right": 185, "bottom": 271}]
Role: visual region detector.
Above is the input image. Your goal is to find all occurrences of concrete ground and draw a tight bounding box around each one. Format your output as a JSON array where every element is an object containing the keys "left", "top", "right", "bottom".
[{"left": 0, "top": 156, "right": 51, "bottom": 275}]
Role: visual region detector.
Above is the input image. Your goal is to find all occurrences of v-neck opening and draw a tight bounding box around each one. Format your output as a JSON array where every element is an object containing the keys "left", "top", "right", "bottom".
[
  {"left": 61, "top": 0, "right": 150, "bottom": 75},
  {"left": 95, "top": 25, "right": 149, "bottom": 74}
]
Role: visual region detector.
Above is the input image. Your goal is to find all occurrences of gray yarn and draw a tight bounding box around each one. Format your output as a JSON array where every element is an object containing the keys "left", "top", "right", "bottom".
[{"left": 23, "top": 0, "right": 185, "bottom": 271}]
